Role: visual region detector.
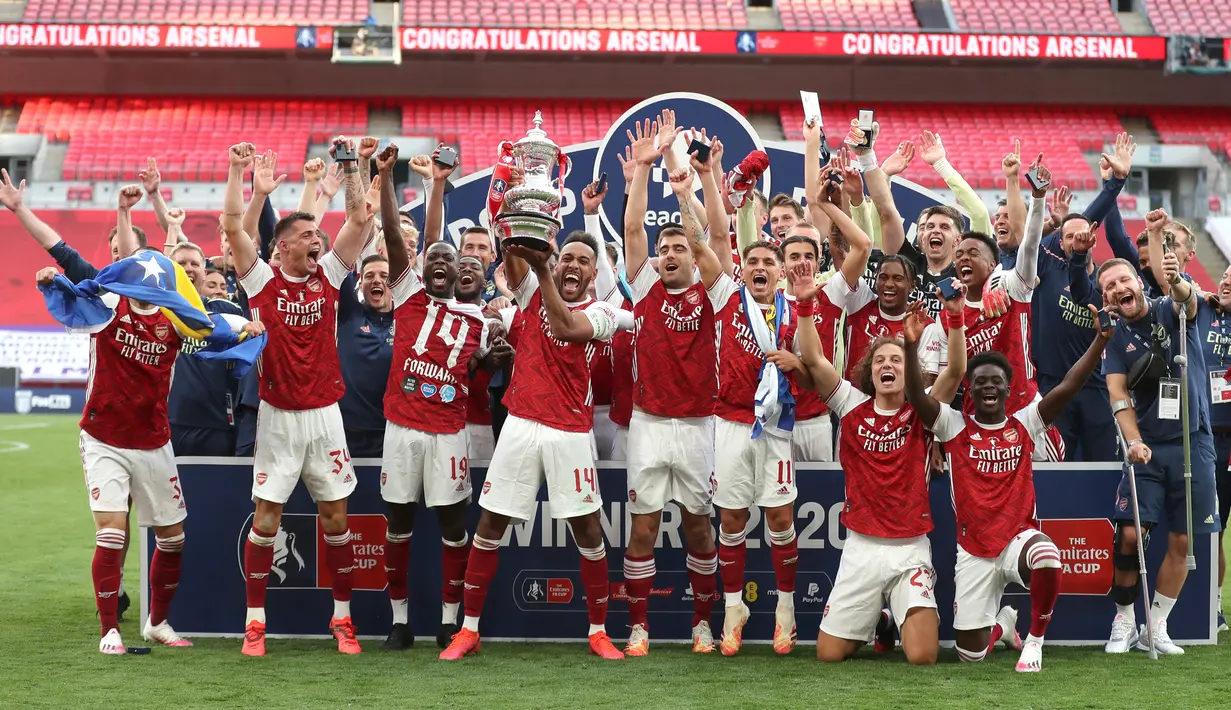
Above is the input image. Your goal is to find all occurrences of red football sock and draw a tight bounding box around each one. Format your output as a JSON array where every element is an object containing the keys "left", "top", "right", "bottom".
[
  {"left": 1027, "top": 542, "right": 1063, "bottom": 638},
  {"left": 622, "top": 554, "right": 655, "bottom": 628},
  {"left": 987, "top": 623, "right": 1004, "bottom": 652},
  {"left": 769, "top": 526, "right": 798, "bottom": 594},
  {"left": 463, "top": 536, "right": 501, "bottom": 621},
  {"left": 441, "top": 536, "right": 470, "bottom": 605},
  {"left": 93, "top": 528, "right": 125, "bottom": 634},
  {"left": 718, "top": 529, "right": 748, "bottom": 594},
  {"left": 384, "top": 531, "right": 411, "bottom": 603},
  {"left": 149, "top": 534, "right": 184, "bottom": 625},
  {"left": 686, "top": 549, "right": 718, "bottom": 627},
  {"left": 243, "top": 527, "right": 275, "bottom": 609},
  {"left": 324, "top": 529, "right": 354, "bottom": 604},
  {"left": 579, "top": 549, "right": 611, "bottom": 627}
]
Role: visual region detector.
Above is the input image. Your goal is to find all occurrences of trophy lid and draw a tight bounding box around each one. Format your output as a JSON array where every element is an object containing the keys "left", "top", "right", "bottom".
[{"left": 514, "top": 111, "right": 558, "bottom": 149}]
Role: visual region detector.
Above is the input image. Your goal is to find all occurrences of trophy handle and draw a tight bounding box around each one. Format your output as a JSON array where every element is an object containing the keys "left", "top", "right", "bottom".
[
  {"left": 558, "top": 151, "right": 572, "bottom": 181},
  {"left": 496, "top": 139, "right": 514, "bottom": 159}
]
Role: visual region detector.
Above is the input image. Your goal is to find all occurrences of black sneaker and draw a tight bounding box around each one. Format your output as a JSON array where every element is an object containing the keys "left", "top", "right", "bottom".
[
  {"left": 383, "top": 622, "right": 413, "bottom": 650},
  {"left": 873, "top": 609, "right": 895, "bottom": 653},
  {"left": 117, "top": 591, "right": 131, "bottom": 623},
  {"left": 438, "top": 621, "right": 461, "bottom": 649}
]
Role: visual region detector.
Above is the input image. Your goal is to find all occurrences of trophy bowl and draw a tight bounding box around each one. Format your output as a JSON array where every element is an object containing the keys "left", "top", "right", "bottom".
[{"left": 492, "top": 210, "right": 562, "bottom": 251}]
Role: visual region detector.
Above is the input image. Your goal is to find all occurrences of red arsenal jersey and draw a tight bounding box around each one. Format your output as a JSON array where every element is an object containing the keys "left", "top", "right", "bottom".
[
  {"left": 628, "top": 264, "right": 717, "bottom": 419},
  {"left": 609, "top": 299, "right": 634, "bottom": 428},
  {"left": 960, "top": 271, "right": 1037, "bottom": 414},
  {"left": 384, "top": 271, "right": 488, "bottom": 435},
  {"left": 933, "top": 402, "right": 1048, "bottom": 558},
  {"left": 825, "top": 277, "right": 945, "bottom": 385},
  {"left": 708, "top": 273, "right": 798, "bottom": 425},
  {"left": 788, "top": 289, "right": 841, "bottom": 421},
  {"left": 241, "top": 253, "right": 350, "bottom": 411},
  {"left": 466, "top": 367, "right": 494, "bottom": 426},
  {"left": 591, "top": 338, "right": 614, "bottom": 407},
  {"left": 504, "top": 270, "right": 620, "bottom": 433},
  {"left": 81, "top": 297, "right": 183, "bottom": 450},
  {"left": 827, "top": 380, "right": 933, "bottom": 538}
]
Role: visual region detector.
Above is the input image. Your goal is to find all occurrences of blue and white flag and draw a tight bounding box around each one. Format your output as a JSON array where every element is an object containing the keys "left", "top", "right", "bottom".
[{"left": 741, "top": 286, "right": 795, "bottom": 439}]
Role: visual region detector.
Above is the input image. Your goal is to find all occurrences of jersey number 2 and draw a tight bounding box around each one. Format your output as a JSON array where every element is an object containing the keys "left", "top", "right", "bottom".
[{"left": 413, "top": 303, "right": 470, "bottom": 368}]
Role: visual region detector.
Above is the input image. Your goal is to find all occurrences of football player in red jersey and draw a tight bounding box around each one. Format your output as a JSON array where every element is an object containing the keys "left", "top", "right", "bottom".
[
  {"left": 440, "top": 230, "right": 624, "bottom": 661},
  {"left": 905, "top": 298, "right": 1113, "bottom": 672},
  {"left": 615, "top": 120, "right": 729, "bottom": 656},
  {"left": 223, "top": 139, "right": 372, "bottom": 656},
  {"left": 793, "top": 260, "right": 967, "bottom": 665},
  {"left": 369, "top": 144, "right": 491, "bottom": 650}
]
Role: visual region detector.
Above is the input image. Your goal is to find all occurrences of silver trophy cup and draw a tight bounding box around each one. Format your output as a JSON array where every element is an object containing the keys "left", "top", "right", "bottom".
[{"left": 492, "top": 111, "right": 571, "bottom": 251}]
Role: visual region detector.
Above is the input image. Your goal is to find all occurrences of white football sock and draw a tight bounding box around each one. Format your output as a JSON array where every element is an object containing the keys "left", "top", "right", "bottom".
[
  {"left": 588, "top": 623, "right": 606, "bottom": 636},
  {"left": 1115, "top": 603, "right": 1135, "bottom": 622},
  {"left": 442, "top": 601, "right": 460, "bottom": 626},
  {"left": 391, "top": 598, "right": 409, "bottom": 625},
  {"left": 777, "top": 591, "right": 795, "bottom": 611},
  {"left": 1151, "top": 593, "right": 1177, "bottom": 624},
  {"left": 1025, "top": 632, "right": 1044, "bottom": 645},
  {"left": 333, "top": 600, "right": 351, "bottom": 619},
  {"left": 724, "top": 591, "right": 742, "bottom": 607},
  {"left": 245, "top": 607, "right": 265, "bottom": 625},
  {"left": 462, "top": 615, "right": 480, "bottom": 632}
]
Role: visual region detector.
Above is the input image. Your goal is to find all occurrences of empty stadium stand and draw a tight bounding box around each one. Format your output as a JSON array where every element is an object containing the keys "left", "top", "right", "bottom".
[
  {"left": 402, "top": 0, "right": 749, "bottom": 30},
  {"left": 780, "top": 103, "right": 1124, "bottom": 189},
  {"left": 777, "top": 0, "right": 920, "bottom": 31},
  {"left": 16, "top": 97, "right": 367, "bottom": 181},
  {"left": 1145, "top": 0, "right": 1231, "bottom": 37},
  {"left": 947, "top": 0, "right": 1121, "bottom": 34},
  {"left": 1146, "top": 107, "right": 1231, "bottom": 159},
  {"left": 22, "top": 0, "right": 369, "bottom": 25}
]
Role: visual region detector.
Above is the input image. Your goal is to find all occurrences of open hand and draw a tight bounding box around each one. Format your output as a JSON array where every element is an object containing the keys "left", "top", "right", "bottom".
[
  {"left": 881, "top": 141, "right": 915, "bottom": 177},
  {"left": 0, "top": 168, "right": 26, "bottom": 211}
]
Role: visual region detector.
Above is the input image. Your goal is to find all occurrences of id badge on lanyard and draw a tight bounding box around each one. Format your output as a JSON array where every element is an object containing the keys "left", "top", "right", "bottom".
[{"left": 1158, "top": 378, "right": 1181, "bottom": 420}]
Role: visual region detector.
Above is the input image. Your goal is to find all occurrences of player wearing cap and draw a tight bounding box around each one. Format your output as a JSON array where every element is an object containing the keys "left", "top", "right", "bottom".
[
  {"left": 792, "top": 259, "right": 967, "bottom": 665},
  {"left": 224, "top": 138, "right": 372, "bottom": 657},
  {"left": 905, "top": 293, "right": 1111, "bottom": 672},
  {"left": 440, "top": 229, "right": 623, "bottom": 661},
  {"left": 616, "top": 123, "right": 728, "bottom": 656}
]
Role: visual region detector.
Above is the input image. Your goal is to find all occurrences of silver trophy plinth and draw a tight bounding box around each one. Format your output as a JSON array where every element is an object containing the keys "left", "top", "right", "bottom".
[{"left": 493, "top": 111, "right": 571, "bottom": 251}]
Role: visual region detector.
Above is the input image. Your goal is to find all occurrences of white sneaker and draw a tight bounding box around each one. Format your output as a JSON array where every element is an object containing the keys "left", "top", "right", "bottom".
[
  {"left": 1015, "top": 637, "right": 1043, "bottom": 672},
  {"left": 773, "top": 602, "right": 797, "bottom": 655},
  {"left": 691, "top": 620, "right": 715, "bottom": 653},
  {"left": 99, "top": 628, "right": 126, "bottom": 655},
  {"left": 995, "top": 606, "right": 1022, "bottom": 650},
  {"left": 1136, "top": 621, "right": 1184, "bottom": 655},
  {"left": 143, "top": 619, "right": 194, "bottom": 647},
  {"left": 625, "top": 623, "right": 649, "bottom": 657},
  {"left": 1105, "top": 614, "right": 1138, "bottom": 653},
  {"left": 719, "top": 603, "right": 750, "bottom": 656}
]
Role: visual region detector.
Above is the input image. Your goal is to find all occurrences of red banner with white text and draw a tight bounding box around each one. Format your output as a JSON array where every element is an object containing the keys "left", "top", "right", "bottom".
[{"left": 0, "top": 23, "right": 318, "bottom": 50}]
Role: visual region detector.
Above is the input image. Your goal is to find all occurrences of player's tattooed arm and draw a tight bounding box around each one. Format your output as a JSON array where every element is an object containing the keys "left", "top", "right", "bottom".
[
  {"left": 787, "top": 261, "right": 840, "bottom": 395},
  {"left": 334, "top": 136, "right": 372, "bottom": 268},
  {"left": 1037, "top": 305, "right": 1112, "bottom": 427},
  {"left": 376, "top": 143, "right": 410, "bottom": 283},
  {"left": 223, "top": 142, "right": 259, "bottom": 276}
]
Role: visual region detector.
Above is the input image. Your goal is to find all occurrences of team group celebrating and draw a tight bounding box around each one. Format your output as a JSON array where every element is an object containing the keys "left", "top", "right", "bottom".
[{"left": 5, "top": 100, "right": 1228, "bottom": 671}]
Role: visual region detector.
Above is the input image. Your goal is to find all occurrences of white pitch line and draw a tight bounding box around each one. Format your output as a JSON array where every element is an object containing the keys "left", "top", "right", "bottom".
[
  {"left": 0, "top": 441, "right": 30, "bottom": 453},
  {"left": 0, "top": 422, "right": 49, "bottom": 431}
]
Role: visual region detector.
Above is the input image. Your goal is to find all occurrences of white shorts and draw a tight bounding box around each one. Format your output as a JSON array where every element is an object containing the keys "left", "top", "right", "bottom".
[
  {"left": 253, "top": 401, "right": 356, "bottom": 505},
  {"left": 792, "top": 413, "right": 834, "bottom": 463},
  {"left": 610, "top": 425, "right": 628, "bottom": 461},
  {"left": 79, "top": 430, "right": 186, "bottom": 527},
  {"left": 953, "top": 529, "right": 1042, "bottom": 631},
  {"left": 480, "top": 415, "right": 601, "bottom": 523},
  {"left": 381, "top": 422, "right": 472, "bottom": 508},
  {"left": 713, "top": 418, "right": 797, "bottom": 510},
  {"left": 467, "top": 422, "right": 495, "bottom": 461},
  {"left": 592, "top": 405, "right": 617, "bottom": 460},
  {"left": 819, "top": 532, "right": 937, "bottom": 641},
  {"left": 626, "top": 411, "right": 716, "bottom": 516}
]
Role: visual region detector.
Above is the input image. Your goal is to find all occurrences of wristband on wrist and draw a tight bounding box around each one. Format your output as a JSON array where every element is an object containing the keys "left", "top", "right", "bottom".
[
  {"left": 795, "top": 299, "right": 816, "bottom": 317},
  {"left": 942, "top": 309, "right": 966, "bottom": 330},
  {"left": 1127, "top": 438, "right": 1143, "bottom": 448},
  {"left": 857, "top": 151, "right": 878, "bottom": 172}
]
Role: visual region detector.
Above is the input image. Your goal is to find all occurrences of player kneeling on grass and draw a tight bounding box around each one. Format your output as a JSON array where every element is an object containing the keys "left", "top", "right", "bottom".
[
  {"left": 373, "top": 144, "right": 492, "bottom": 651},
  {"left": 904, "top": 298, "right": 1113, "bottom": 672},
  {"left": 792, "top": 263, "right": 967, "bottom": 665},
  {"left": 440, "top": 234, "right": 625, "bottom": 661}
]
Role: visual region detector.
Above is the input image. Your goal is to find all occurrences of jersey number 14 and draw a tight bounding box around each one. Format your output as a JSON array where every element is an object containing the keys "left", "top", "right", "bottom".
[{"left": 412, "top": 302, "right": 471, "bottom": 368}]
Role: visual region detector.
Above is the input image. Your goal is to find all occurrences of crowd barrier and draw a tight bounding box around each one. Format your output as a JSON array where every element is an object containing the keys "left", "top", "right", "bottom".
[{"left": 141, "top": 459, "right": 1217, "bottom": 645}]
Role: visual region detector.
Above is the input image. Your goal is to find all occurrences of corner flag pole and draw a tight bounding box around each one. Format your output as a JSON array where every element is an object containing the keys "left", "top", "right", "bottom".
[
  {"left": 1113, "top": 416, "right": 1158, "bottom": 660},
  {"left": 1176, "top": 304, "right": 1197, "bottom": 571}
]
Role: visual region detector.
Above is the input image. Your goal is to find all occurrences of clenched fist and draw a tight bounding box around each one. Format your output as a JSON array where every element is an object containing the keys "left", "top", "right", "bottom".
[
  {"left": 229, "top": 143, "right": 256, "bottom": 168},
  {"left": 358, "top": 136, "right": 380, "bottom": 160},
  {"left": 304, "top": 158, "right": 327, "bottom": 182},
  {"left": 376, "top": 144, "right": 400, "bottom": 173},
  {"left": 118, "top": 185, "right": 144, "bottom": 210}
]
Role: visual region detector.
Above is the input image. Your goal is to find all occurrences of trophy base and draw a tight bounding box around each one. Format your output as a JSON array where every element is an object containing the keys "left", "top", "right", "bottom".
[{"left": 493, "top": 210, "right": 561, "bottom": 252}]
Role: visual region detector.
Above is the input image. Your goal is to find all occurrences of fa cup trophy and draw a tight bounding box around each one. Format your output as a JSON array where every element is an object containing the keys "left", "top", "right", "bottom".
[{"left": 491, "top": 111, "right": 571, "bottom": 251}]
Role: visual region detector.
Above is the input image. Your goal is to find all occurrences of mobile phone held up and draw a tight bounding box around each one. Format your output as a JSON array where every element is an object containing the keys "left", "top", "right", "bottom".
[
  {"left": 595, "top": 172, "right": 608, "bottom": 195},
  {"left": 333, "top": 139, "right": 357, "bottom": 162},
  {"left": 937, "top": 277, "right": 962, "bottom": 301},
  {"left": 1097, "top": 308, "right": 1115, "bottom": 331},
  {"left": 852, "top": 109, "right": 875, "bottom": 148},
  {"left": 434, "top": 146, "right": 458, "bottom": 169},
  {"left": 688, "top": 137, "right": 711, "bottom": 164},
  {"left": 1025, "top": 165, "right": 1050, "bottom": 192}
]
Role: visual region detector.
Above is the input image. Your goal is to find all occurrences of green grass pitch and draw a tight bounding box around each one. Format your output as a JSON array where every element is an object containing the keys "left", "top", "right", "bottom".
[{"left": 2, "top": 413, "right": 1230, "bottom": 709}]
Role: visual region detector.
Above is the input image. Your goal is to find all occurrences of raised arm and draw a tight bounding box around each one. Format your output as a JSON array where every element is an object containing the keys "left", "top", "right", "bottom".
[
  {"left": 1068, "top": 228, "right": 1099, "bottom": 305},
  {"left": 803, "top": 119, "right": 824, "bottom": 230},
  {"left": 245, "top": 150, "right": 287, "bottom": 241},
  {"left": 1038, "top": 306, "right": 1112, "bottom": 425},
  {"left": 921, "top": 130, "right": 992, "bottom": 236},
  {"left": 930, "top": 285, "right": 968, "bottom": 404},
  {"left": 1, "top": 168, "right": 67, "bottom": 251},
  {"left": 357, "top": 136, "right": 379, "bottom": 195},
  {"left": 299, "top": 158, "right": 326, "bottom": 217},
  {"left": 507, "top": 244, "right": 600, "bottom": 342},
  {"left": 222, "top": 143, "right": 259, "bottom": 276},
  {"left": 657, "top": 110, "right": 707, "bottom": 233},
  {"left": 789, "top": 262, "right": 842, "bottom": 396},
  {"left": 139, "top": 157, "right": 170, "bottom": 234},
  {"left": 904, "top": 328, "right": 943, "bottom": 428},
  {"left": 114, "top": 184, "right": 143, "bottom": 259},
  {"left": 875, "top": 141, "right": 916, "bottom": 255},
  {"left": 315, "top": 162, "right": 343, "bottom": 220},
  {"left": 689, "top": 136, "right": 726, "bottom": 285},
  {"left": 819, "top": 187, "right": 871, "bottom": 290},
  {"left": 1087, "top": 132, "right": 1135, "bottom": 228},
  {"left": 160, "top": 208, "right": 187, "bottom": 256},
  {"left": 421, "top": 145, "right": 455, "bottom": 251},
  {"left": 1001, "top": 141, "right": 1027, "bottom": 250},
  {"left": 1013, "top": 161, "right": 1050, "bottom": 287},
  {"left": 333, "top": 136, "right": 372, "bottom": 266},
  {"left": 623, "top": 119, "right": 664, "bottom": 277},
  {"left": 376, "top": 143, "right": 409, "bottom": 282}
]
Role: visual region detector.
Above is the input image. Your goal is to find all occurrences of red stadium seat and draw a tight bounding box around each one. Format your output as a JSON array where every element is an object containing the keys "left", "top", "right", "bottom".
[
  {"left": 1147, "top": 108, "right": 1231, "bottom": 160},
  {"left": 777, "top": 0, "right": 920, "bottom": 31},
  {"left": 23, "top": 0, "right": 369, "bottom": 25},
  {"left": 948, "top": 0, "right": 1122, "bottom": 34},
  {"left": 1146, "top": 0, "right": 1231, "bottom": 36},
  {"left": 404, "top": 0, "right": 749, "bottom": 29}
]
